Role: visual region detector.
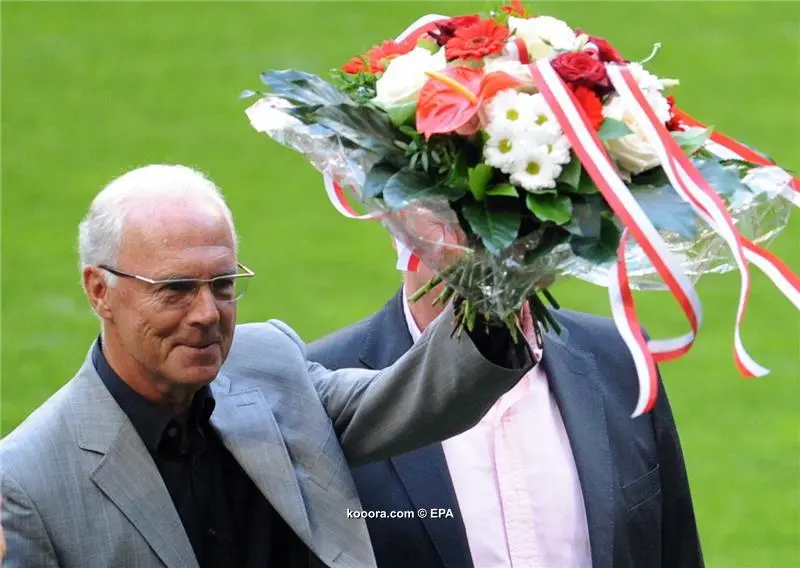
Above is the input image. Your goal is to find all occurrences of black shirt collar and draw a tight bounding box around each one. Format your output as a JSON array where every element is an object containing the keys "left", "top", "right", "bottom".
[{"left": 92, "top": 337, "right": 215, "bottom": 452}]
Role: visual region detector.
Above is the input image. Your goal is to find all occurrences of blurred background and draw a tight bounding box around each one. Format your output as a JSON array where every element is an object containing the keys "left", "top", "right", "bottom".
[{"left": 2, "top": 0, "right": 798, "bottom": 565}]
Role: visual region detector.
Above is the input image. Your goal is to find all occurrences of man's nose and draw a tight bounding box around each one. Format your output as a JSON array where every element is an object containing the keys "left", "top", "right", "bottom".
[{"left": 186, "top": 284, "right": 221, "bottom": 326}]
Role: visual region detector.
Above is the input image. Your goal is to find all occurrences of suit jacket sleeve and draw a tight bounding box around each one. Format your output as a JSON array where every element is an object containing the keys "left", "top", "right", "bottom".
[
  {"left": 652, "top": 375, "right": 704, "bottom": 567},
  {"left": 291, "top": 305, "right": 531, "bottom": 467},
  {"left": 1, "top": 473, "right": 60, "bottom": 568}
]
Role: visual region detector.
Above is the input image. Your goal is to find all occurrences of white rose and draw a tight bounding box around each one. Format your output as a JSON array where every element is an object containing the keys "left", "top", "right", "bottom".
[
  {"left": 483, "top": 56, "right": 533, "bottom": 82},
  {"left": 603, "top": 92, "right": 671, "bottom": 174},
  {"left": 373, "top": 48, "right": 446, "bottom": 108},
  {"left": 508, "top": 16, "right": 576, "bottom": 60}
]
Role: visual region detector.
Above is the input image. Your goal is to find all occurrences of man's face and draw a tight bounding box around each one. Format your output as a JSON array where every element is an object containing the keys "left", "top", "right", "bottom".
[{"left": 87, "top": 201, "right": 237, "bottom": 393}]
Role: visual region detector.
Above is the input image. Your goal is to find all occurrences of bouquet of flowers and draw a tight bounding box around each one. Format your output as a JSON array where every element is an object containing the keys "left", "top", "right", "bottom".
[{"left": 244, "top": 1, "right": 799, "bottom": 416}]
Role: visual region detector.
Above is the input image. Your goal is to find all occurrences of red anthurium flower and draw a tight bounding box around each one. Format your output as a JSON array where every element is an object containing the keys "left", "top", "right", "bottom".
[
  {"left": 500, "top": 0, "right": 528, "bottom": 17},
  {"left": 416, "top": 68, "right": 522, "bottom": 139},
  {"left": 445, "top": 19, "right": 510, "bottom": 61}
]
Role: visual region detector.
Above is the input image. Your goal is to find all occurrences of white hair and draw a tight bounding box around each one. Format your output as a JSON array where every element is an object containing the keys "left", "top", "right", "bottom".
[{"left": 78, "top": 164, "right": 238, "bottom": 284}]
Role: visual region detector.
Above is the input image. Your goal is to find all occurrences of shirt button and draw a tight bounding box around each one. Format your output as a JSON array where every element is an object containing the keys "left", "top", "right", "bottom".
[
  {"left": 167, "top": 426, "right": 178, "bottom": 437},
  {"left": 207, "top": 528, "right": 217, "bottom": 538}
]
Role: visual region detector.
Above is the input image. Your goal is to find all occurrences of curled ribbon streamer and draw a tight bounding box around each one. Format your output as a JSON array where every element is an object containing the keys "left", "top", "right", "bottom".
[
  {"left": 609, "top": 231, "right": 661, "bottom": 416},
  {"left": 608, "top": 65, "right": 800, "bottom": 375},
  {"left": 322, "top": 172, "right": 381, "bottom": 220},
  {"left": 322, "top": 172, "right": 422, "bottom": 271},
  {"left": 528, "top": 59, "right": 703, "bottom": 416}
]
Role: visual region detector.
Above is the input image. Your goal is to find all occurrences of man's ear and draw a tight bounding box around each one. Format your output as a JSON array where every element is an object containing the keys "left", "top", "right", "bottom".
[{"left": 83, "top": 266, "right": 113, "bottom": 319}]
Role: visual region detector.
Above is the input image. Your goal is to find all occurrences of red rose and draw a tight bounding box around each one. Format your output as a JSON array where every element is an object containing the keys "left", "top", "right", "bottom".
[
  {"left": 430, "top": 15, "right": 482, "bottom": 46},
  {"left": 589, "top": 35, "right": 624, "bottom": 64},
  {"left": 571, "top": 85, "right": 604, "bottom": 130},
  {"left": 552, "top": 52, "right": 609, "bottom": 89}
]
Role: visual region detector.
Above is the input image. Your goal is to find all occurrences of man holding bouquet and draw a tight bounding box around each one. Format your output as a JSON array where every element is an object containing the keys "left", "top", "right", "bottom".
[{"left": 309, "top": 247, "right": 704, "bottom": 568}]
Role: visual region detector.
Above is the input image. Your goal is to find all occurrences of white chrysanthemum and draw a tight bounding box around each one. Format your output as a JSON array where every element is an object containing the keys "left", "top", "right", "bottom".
[
  {"left": 510, "top": 146, "right": 562, "bottom": 192},
  {"left": 485, "top": 89, "right": 531, "bottom": 133},
  {"left": 518, "top": 92, "right": 563, "bottom": 143},
  {"left": 483, "top": 123, "right": 527, "bottom": 174},
  {"left": 483, "top": 56, "right": 533, "bottom": 82},
  {"left": 547, "top": 135, "right": 572, "bottom": 165}
]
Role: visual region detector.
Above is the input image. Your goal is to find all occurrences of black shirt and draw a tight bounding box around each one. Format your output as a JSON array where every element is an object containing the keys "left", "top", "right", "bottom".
[{"left": 92, "top": 340, "right": 310, "bottom": 567}]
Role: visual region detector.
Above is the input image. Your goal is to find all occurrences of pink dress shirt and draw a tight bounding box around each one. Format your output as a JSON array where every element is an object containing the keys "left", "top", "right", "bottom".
[{"left": 403, "top": 290, "right": 592, "bottom": 567}]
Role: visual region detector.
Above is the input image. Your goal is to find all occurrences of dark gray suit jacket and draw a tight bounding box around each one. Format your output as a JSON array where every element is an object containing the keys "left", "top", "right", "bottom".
[{"left": 308, "top": 290, "right": 704, "bottom": 568}]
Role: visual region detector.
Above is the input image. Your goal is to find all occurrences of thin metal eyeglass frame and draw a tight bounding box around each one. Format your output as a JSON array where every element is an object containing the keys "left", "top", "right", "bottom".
[{"left": 97, "top": 262, "right": 256, "bottom": 302}]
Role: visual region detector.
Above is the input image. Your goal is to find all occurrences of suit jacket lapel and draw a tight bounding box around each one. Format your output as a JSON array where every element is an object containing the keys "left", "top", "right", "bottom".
[
  {"left": 391, "top": 448, "right": 473, "bottom": 568},
  {"left": 542, "top": 324, "right": 615, "bottom": 568},
  {"left": 361, "top": 290, "right": 473, "bottom": 568},
  {"left": 209, "top": 375, "right": 313, "bottom": 546},
  {"left": 359, "top": 290, "right": 414, "bottom": 370},
  {"left": 72, "top": 364, "right": 198, "bottom": 568}
]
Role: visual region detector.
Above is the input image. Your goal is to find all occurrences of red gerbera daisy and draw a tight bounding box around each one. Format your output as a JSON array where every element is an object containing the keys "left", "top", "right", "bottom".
[
  {"left": 341, "top": 39, "right": 416, "bottom": 75},
  {"left": 500, "top": 0, "right": 528, "bottom": 17},
  {"left": 571, "top": 85, "right": 604, "bottom": 131},
  {"left": 430, "top": 15, "right": 482, "bottom": 47},
  {"left": 445, "top": 19, "right": 510, "bottom": 61}
]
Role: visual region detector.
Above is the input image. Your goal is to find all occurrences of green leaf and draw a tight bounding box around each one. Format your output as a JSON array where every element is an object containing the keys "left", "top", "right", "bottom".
[
  {"left": 563, "top": 195, "right": 606, "bottom": 237},
  {"left": 468, "top": 164, "right": 494, "bottom": 201},
  {"left": 462, "top": 201, "right": 521, "bottom": 255},
  {"left": 313, "top": 104, "right": 403, "bottom": 159},
  {"left": 382, "top": 168, "right": 467, "bottom": 210},
  {"left": 672, "top": 126, "right": 712, "bottom": 156},
  {"left": 363, "top": 161, "right": 397, "bottom": 200},
  {"left": 416, "top": 37, "right": 440, "bottom": 53},
  {"left": 261, "top": 69, "right": 350, "bottom": 107},
  {"left": 557, "top": 152, "right": 582, "bottom": 189},
  {"left": 445, "top": 150, "right": 471, "bottom": 192},
  {"left": 385, "top": 101, "right": 417, "bottom": 127},
  {"left": 570, "top": 217, "right": 622, "bottom": 263},
  {"left": 526, "top": 193, "right": 573, "bottom": 225},
  {"left": 570, "top": 168, "right": 600, "bottom": 194},
  {"left": 598, "top": 118, "right": 633, "bottom": 141},
  {"left": 485, "top": 183, "right": 519, "bottom": 198}
]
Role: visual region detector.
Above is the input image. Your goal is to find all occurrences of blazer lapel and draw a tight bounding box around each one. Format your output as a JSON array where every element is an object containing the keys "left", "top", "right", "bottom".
[
  {"left": 391, "top": 448, "right": 473, "bottom": 568},
  {"left": 542, "top": 323, "right": 615, "bottom": 568},
  {"left": 358, "top": 290, "right": 414, "bottom": 370},
  {"left": 73, "top": 365, "right": 198, "bottom": 568},
  {"left": 209, "top": 375, "right": 313, "bottom": 546},
  {"left": 361, "top": 290, "right": 473, "bottom": 568}
]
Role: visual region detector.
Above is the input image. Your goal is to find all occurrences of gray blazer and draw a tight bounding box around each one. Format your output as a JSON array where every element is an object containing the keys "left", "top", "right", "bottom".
[{"left": 0, "top": 309, "right": 530, "bottom": 568}]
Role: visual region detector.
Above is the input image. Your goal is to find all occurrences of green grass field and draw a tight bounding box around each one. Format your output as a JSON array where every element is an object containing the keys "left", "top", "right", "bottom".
[{"left": 2, "top": 1, "right": 798, "bottom": 565}]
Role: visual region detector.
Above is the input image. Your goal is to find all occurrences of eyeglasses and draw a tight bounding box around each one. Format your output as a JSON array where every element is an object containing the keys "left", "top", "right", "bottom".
[{"left": 98, "top": 263, "right": 255, "bottom": 308}]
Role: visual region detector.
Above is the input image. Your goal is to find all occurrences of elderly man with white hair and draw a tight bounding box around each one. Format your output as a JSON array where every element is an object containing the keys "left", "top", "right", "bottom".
[{"left": 0, "top": 164, "right": 533, "bottom": 568}]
